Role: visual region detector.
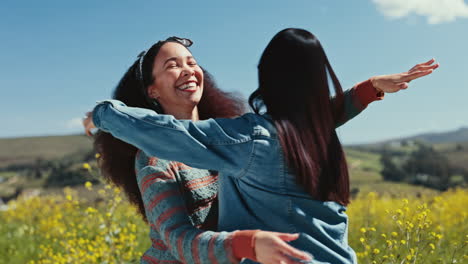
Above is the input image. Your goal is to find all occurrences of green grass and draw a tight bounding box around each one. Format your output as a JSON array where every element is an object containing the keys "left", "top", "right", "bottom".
[
  {"left": 432, "top": 142, "right": 468, "bottom": 172},
  {"left": 0, "top": 134, "right": 92, "bottom": 167},
  {"left": 344, "top": 147, "right": 441, "bottom": 197}
]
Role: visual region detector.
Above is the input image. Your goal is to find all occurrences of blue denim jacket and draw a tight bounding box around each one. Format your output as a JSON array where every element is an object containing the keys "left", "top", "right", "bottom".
[{"left": 93, "top": 99, "right": 361, "bottom": 264}]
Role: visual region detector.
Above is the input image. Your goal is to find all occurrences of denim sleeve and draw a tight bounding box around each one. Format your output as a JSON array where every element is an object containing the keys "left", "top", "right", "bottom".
[{"left": 92, "top": 100, "right": 253, "bottom": 174}]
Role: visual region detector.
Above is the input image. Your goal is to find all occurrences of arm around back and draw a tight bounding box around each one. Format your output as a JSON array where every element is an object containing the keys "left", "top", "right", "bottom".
[{"left": 93, "top": 100, "right": 253, "bottom": 174}]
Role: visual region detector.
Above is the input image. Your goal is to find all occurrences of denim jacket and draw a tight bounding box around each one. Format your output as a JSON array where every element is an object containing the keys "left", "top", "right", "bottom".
[{"left": 93, "top": 81, "right": 381, "bottom": 264}]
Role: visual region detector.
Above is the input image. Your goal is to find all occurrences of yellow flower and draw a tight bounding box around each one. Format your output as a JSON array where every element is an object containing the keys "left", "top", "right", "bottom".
[
  {"left": 360, "top": 227, "right": 367, "bottom": 233},
  {"left": 86, "top": 207, "right": 97, "bottom": 214},
  {"left": 84, "top": 181, "right": 93, "bottom": 190},
  {"left": 391, "top": 232, "right": 398, "bottom": 237},
  {"left": 82, "top": 163, "right": 91, "bottom": 171},
  {"left": 400, "top": 240, "right": 407, "bottom": 245},
  {"left": 373, "top": 248, "right": 380, "bottom": 254},
  {"left": 95, "top": 153, "right": 101, "bottom": 159}
]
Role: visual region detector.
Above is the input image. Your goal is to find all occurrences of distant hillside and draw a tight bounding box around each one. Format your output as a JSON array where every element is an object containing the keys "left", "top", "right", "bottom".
[
  {"left": 3, "top": 133, "right": 463, "bottom": 198},
  {"left": 350, "top": 127, "right": 468, "bottom": 151},
  {"left": 370, "top": 127, "right": 468, "bottom": 146},
  {"left": 0, "top": 134, "right": 93, "bottom": 168},
  {"left": 402, "top": 127, "right": 468, "bottom": 144}
]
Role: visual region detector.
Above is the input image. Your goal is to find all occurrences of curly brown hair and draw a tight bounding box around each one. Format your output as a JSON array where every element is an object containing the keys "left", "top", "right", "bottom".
[{"left": 94, "top": 40, "right": 245, "bottom": 222}]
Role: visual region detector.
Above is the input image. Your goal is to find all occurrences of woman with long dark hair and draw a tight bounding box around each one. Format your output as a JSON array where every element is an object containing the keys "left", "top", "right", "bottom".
[{"left": 86, "top": 29, "right": 438, "bottom": 263}]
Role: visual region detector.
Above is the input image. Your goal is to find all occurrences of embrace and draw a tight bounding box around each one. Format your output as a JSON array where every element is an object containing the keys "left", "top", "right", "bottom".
[{"left": 83, "top": 28, "right": 438, "bottom": 264}]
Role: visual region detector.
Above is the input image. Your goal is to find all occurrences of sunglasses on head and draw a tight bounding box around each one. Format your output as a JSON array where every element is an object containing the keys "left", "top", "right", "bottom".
[{"left": 136, "top": 36, "right": 193, "bottom": 87}]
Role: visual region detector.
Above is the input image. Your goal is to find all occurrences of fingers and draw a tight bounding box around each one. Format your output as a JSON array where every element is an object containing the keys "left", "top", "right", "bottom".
[
  {"left": 82, "top": 111, "right": 95, "bottom": 137},
  {"left": 422, "top": 58, "right": 435, "bottom": 65},
  {"left": 274, "top": 239, "right": 312, "bottom": 261},
  {"left": 277, "top": 233, "right": 300, "bottom": 242},
  {"left": 402, "top": 69, "right": 434, "bottom": 82},
  {"left": 398, "top": 82, "right": 409, "bottom": 89},
  {"left": 408, "top": 58, "right": 439, "bottom": 73},
  {"left": 414, "top": 58, "right": 435, "bottom": 69},
  {"left": 83, "top": 118, "right": 95, "bottom": 137},
  {"left": 408, "top": 63, "right": 439, "bottom": 74},
  {"left": 276, "top": 255, "right": 296, "bottom": 264},
  {"left": 85, "top": 123, "right": 93, "bottom": 137}
]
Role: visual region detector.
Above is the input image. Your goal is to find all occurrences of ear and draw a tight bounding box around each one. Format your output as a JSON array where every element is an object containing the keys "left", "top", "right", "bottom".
[{"left": 147, "top": 84, "right": 159, "bottom": 99}]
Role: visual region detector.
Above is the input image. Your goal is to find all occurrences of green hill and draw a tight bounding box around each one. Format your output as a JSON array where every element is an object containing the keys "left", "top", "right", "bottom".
[
  {"left": 360, "top": 127, "right": 468, "bottom": 146},
  {"left": 1, "top": 131, "right": 467, "bottom": 199},
  {"left": 345, "top": 147, "right": 439, "bottom": 197},
  {"left": 0, "top": 134, "right": 93, "bottom": 168}
]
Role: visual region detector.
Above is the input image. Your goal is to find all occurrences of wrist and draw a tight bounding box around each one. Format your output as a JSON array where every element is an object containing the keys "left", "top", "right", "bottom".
[
  {"left": 354, "top": 79, "right": 384, "bottom": 108},
  {"left": 370, "top": 76, "right": 384, "bottom": 94},
  {"left": 232, "top": 230, "right": 260, "bottom": 261}
]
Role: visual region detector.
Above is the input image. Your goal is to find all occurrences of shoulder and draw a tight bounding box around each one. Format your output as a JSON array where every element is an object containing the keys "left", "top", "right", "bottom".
[
  {"left": 134, "top": 150, "right": 173, "bottom": 174},
  {"left": 242, "top": 113, "right": 276, "bottom": 138},
  {"left": 135, "top": 150, "right": 201, "bottom": 180},
  {"left": 211, "top": 113, "right": 277, "bottom": 142}
]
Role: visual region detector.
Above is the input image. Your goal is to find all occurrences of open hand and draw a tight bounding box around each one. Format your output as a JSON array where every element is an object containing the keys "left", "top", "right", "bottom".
[
  {"left": 371, "top": 58, "right": 439, "bottom": 93},
  {"left": 254, "top": 231, "right": 312, "bottom": 264},
  {"left": 82, "top": 111, "right": 96, "bottom": 137}
]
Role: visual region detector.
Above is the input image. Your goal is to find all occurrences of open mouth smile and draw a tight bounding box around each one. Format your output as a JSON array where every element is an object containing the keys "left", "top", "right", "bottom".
[{"left": 176, "top": 81, "right": 198, "bottom": 92}]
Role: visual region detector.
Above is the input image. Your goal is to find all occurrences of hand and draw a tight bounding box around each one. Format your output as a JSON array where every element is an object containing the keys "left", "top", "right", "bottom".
[
  {"left": 254, "top": 231, "right": 312, "bottom": 264},
  {"left": 370, "top": 58, "right": 439, "bottom": 93},
  {"left": 82, "top": 111, "right": 96, "bottom": 137}
]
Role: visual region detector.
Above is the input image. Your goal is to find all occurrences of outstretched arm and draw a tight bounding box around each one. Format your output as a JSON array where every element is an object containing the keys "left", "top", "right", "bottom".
[
  {"left": 89, "top": 100, "right": 260, "bottom": 174},
  {"left": 333, "top": 58, "right": 439, "bottom": 128}
]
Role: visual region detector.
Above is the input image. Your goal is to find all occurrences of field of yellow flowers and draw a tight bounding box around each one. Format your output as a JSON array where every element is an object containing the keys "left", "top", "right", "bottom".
[{"left": 1, "top": 181, "right": 466, "bottom": 264}]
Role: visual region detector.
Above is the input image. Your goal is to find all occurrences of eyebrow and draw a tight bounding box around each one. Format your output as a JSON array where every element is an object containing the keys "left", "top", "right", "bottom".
[{"left": 163, "top": 56, "right": 195, "bottom": 66}]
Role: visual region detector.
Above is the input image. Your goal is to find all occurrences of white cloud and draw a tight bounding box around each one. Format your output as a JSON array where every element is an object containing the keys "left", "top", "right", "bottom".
[
  {"left": 65, "top": 117, "right": 84, "bottom": 130},
  {"left": 372, "top": 0, "right": 468, "bottom": 24}
]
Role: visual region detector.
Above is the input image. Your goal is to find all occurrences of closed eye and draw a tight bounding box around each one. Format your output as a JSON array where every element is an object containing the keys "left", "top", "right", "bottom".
[{"left": 166, "top": 63, "right": 178, "bottom": 69}]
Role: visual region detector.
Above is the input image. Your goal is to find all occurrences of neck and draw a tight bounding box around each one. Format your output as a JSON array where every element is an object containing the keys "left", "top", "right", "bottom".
[{"left": 166, "top": 106, "right": 199, "bottom": 121}]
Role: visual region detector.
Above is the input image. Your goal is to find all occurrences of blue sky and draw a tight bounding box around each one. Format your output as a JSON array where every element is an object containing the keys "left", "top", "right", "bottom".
[{"left": 1, "top": 0, "right": 467, "bottom": 144}]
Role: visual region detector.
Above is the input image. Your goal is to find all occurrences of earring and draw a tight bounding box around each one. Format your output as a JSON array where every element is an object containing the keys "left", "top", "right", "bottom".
[{"left": 152, "top": 99, "right": 160, "bottom": 107}]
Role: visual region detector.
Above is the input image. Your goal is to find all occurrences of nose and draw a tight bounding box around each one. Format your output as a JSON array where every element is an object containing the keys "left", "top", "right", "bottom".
[{"left": 181, "top": 65, "right": 195, "bottom": 76}]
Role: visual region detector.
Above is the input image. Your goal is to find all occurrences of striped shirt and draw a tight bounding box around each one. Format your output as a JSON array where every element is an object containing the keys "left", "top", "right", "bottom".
[{"left": 136, "top": 150, "right": 255, "bottom": 264}]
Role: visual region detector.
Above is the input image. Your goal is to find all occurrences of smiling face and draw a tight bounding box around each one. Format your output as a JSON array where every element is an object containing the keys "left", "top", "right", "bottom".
[{"left": 147, "top": 42, "right": 204, "bottom": 115}]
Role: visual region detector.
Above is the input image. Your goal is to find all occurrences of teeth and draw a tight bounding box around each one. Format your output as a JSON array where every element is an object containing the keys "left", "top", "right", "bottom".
[{"left": 177, "top": 82, "right": 197, "bottom": 90}]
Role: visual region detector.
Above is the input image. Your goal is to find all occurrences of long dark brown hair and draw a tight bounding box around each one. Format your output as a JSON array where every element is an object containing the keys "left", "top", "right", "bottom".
[
  {"left": 249, "top": 28, "right": 350, "bottom": 205},
  {"left": 94, "top": 39, "right": 245, "bottom": 221}
]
